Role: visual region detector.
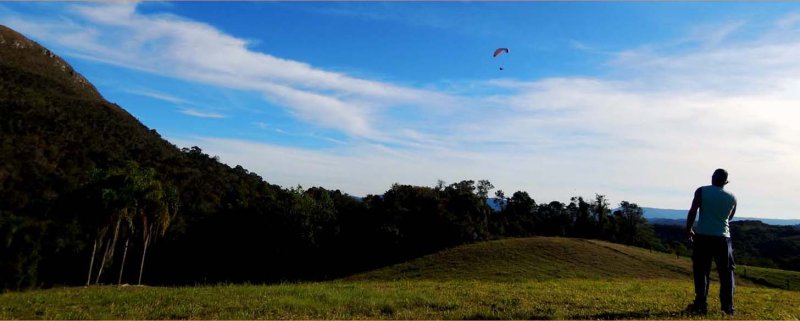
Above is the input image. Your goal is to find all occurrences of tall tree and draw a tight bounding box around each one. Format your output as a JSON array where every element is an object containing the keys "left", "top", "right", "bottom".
[
  {"left": 570, "top": 196, "right": 595, "bottom": 238},
  {"left": 591, "top": 194, "right": 612, "bottom": 239},
  {"left": 134, "top": 166, "right": 175, "bottom": 285},
  {"left": 94, "top": 170, "right": 135, "bottom": 284},
  {"left": 614, "top": 201, "right": 659, "bottom": 249}
]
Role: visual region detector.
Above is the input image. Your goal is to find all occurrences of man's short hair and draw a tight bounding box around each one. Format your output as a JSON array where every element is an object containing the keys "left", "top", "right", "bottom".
[{"left": 713, "top": 168, "right": 728, "bottom": 184}]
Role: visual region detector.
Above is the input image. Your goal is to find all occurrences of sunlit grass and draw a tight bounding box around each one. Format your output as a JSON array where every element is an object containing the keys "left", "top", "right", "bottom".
[
  {"left": 1, "top": 279, "right": 798, "bottom": 319},
  {"left": 739, "top": 265, "right": 800, "bottom": 291}
]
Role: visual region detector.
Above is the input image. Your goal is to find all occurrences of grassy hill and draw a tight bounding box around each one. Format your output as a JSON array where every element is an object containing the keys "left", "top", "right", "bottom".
[
  {"left": 2, "top": 237, "right": 799, "bottom": 319},
  {"left": 350, "top": 237, "right": 693, "bottom": 282},
  {"left": 351, "top": 237, "right": 800, "bottom": 290}
]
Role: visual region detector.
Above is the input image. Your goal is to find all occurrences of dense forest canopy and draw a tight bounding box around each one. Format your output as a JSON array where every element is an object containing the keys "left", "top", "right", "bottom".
[{"left": 1, "top": 25, "right": 798, "bottom": 292}]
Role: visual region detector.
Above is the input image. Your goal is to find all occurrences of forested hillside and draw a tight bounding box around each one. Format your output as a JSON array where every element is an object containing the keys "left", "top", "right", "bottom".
[{"left": 654, "top": 221, "right": 800, "bottom": 271}]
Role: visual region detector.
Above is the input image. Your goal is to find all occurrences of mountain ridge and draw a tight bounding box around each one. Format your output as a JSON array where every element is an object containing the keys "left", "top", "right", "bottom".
[
  {"left": 486, "top": 197, "right": 798, "bottom": 226},
  {"left": 642, "top": 207, "right": 800, "bottom": 226},
  {"left": 0, "top": 25, "right": 101, "bottom": 100}
]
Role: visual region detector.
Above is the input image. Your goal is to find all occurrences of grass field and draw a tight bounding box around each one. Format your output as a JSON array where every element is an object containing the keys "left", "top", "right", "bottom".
[
  {"left": 2, "top": 237, "right": 799, "bottom": 320},
  {"left": 739, "top": 265, "right": 800, "bottom": 291}
]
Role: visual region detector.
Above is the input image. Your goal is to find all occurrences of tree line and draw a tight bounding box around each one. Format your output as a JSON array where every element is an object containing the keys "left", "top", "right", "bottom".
[
  {"left": 2, "top": 145, "right": 668, "bottom": 290},
  {"left": 653, "top": 221, "right": 800, "bottom": 271}
]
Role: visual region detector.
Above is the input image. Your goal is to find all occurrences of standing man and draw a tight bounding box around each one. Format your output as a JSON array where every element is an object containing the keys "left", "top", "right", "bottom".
[{"left": 686, "top": 168, "right": 737, "bottom": 315}]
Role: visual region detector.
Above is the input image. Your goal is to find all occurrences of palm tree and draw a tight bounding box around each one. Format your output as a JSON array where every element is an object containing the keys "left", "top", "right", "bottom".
[
  {"left": 84, "top": 163, "right": 177, "bottom": 286},
  {"left": 86, "top": 169, "right": 125, "bottom": 286},
  {"left": 117, "top": 207, "right": 135, "bottom": 285},
  {"left": 93, "top": 167, "right": 138, "bottom": 284},
  {"left": 86, "top": 224, "right": 109, "bottom": 286},
  {"left": 134, "top": 168, "right": 177, "bottom": 285}
]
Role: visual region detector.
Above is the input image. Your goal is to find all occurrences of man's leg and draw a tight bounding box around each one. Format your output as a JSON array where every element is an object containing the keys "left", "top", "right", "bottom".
[
  {"left": 692, "top": 236, "right": 712, "bottom": 313},
  {"left": 715, "top": 237, "right": 736, "bottom": 314}
]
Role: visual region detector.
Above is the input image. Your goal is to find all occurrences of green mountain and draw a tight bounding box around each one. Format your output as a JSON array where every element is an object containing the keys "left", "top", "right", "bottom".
[
  {"left": 0, "top": 24, "right": 181, "bottom": 207},
  {"left": 0, "top": 24, "right": 284, "bottom": 289}
]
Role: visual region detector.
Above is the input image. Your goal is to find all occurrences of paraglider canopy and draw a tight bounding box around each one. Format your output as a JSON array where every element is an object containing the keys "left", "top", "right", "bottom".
[
  {"left": 493, "top": 48, "right": 509, "bottom": 57},
  {"left": 493, "top": 48, "right": 509, "bottom": 70}
]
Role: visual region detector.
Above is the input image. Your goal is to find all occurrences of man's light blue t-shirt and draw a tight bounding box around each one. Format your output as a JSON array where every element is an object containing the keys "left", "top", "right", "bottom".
[{"left": 695, "top": 185, "right": 737, "bottom": 238}]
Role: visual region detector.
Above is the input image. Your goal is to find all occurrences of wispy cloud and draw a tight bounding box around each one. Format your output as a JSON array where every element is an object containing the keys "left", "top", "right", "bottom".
[
  {"left": 179, "top": 108, "right": 226, "bottom": 119},
  {"left": 126, "top": 87, "right": 229, "bottom": 119},
  {"left": 253, "top": 122, "right": 347, "bottom": 145},
  {"left": 776, "top": 12, "right": 800, "bottom": 29},
  {"left": 126, "top": 88, "right": 191, "bottom": 105},
  {"left": 685, "top": 20, "right": 748, "bottom": 48},
  {"left": 299, "top": 3, "right": 501, "bottom": 38}
]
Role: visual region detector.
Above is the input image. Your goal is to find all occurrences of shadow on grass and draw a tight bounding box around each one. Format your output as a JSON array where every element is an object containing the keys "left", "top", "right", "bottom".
[
  {"left": 581, "top": 309, "right": 685, "bottom": 319},
  {"left": 465, "top": 313, "right": 555, "bottom": 320},
  {"left": 466, "top": 310, "right": 690, "bottom": 320},
  {"left": 740, "top": 275, "right": 797, "bottom": 291}
]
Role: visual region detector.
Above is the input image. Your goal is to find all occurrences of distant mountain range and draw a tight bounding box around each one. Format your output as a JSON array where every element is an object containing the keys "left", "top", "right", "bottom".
[
  {"left": 485, "top": 199, "right": 798, "bottom": 227},
  {"left": 642, "top": 207, "right": 800, "bottom": 226}
]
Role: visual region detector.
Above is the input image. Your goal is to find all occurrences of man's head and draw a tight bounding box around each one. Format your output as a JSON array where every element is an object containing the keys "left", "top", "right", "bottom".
[{"left": 712, "top": 168, "right": 729, "bottom": 187}]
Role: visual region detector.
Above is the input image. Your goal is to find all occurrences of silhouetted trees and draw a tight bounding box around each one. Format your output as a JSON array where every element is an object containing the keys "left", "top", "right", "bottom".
[
  {"left": 4, "top": 141, "right": 681, "bottom": 292},
  {"left": 611, "top": 201, "right": 661, "bottom": 250}
]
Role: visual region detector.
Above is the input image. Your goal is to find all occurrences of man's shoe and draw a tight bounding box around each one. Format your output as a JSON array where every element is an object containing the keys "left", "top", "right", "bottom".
[
  {"left": 686, "top": 303, "right": 708, "bottom": 315},
  {"left": 723, "top": 308, "right": 735, "bottom": 316}
]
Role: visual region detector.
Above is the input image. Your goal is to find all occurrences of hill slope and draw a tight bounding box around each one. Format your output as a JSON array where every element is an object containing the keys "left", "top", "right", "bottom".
[
  {"left": 351, "top": 237, "right": 693, "bottom": 281},
  {"left": 351, "top": 237, "right": 800, "bottom": 290}
]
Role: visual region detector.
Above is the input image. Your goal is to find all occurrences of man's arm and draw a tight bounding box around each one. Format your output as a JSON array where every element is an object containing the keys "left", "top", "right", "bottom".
[
  {"left": 728, "top": 199, "right": 737, "bottom": 220},
  {"left": 686, "top": 187, "right": 702, "bottom": 241}
]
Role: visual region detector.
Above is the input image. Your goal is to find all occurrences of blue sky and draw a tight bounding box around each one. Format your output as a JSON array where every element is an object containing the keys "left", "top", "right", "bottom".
[{"left": 2, "top": 2, "right": 800, "bottom": 219}]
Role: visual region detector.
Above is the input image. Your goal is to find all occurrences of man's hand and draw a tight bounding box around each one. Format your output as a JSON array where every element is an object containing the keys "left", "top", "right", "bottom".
[{"left": 686, "top": 187, "right": 701, "bottom": 243}]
